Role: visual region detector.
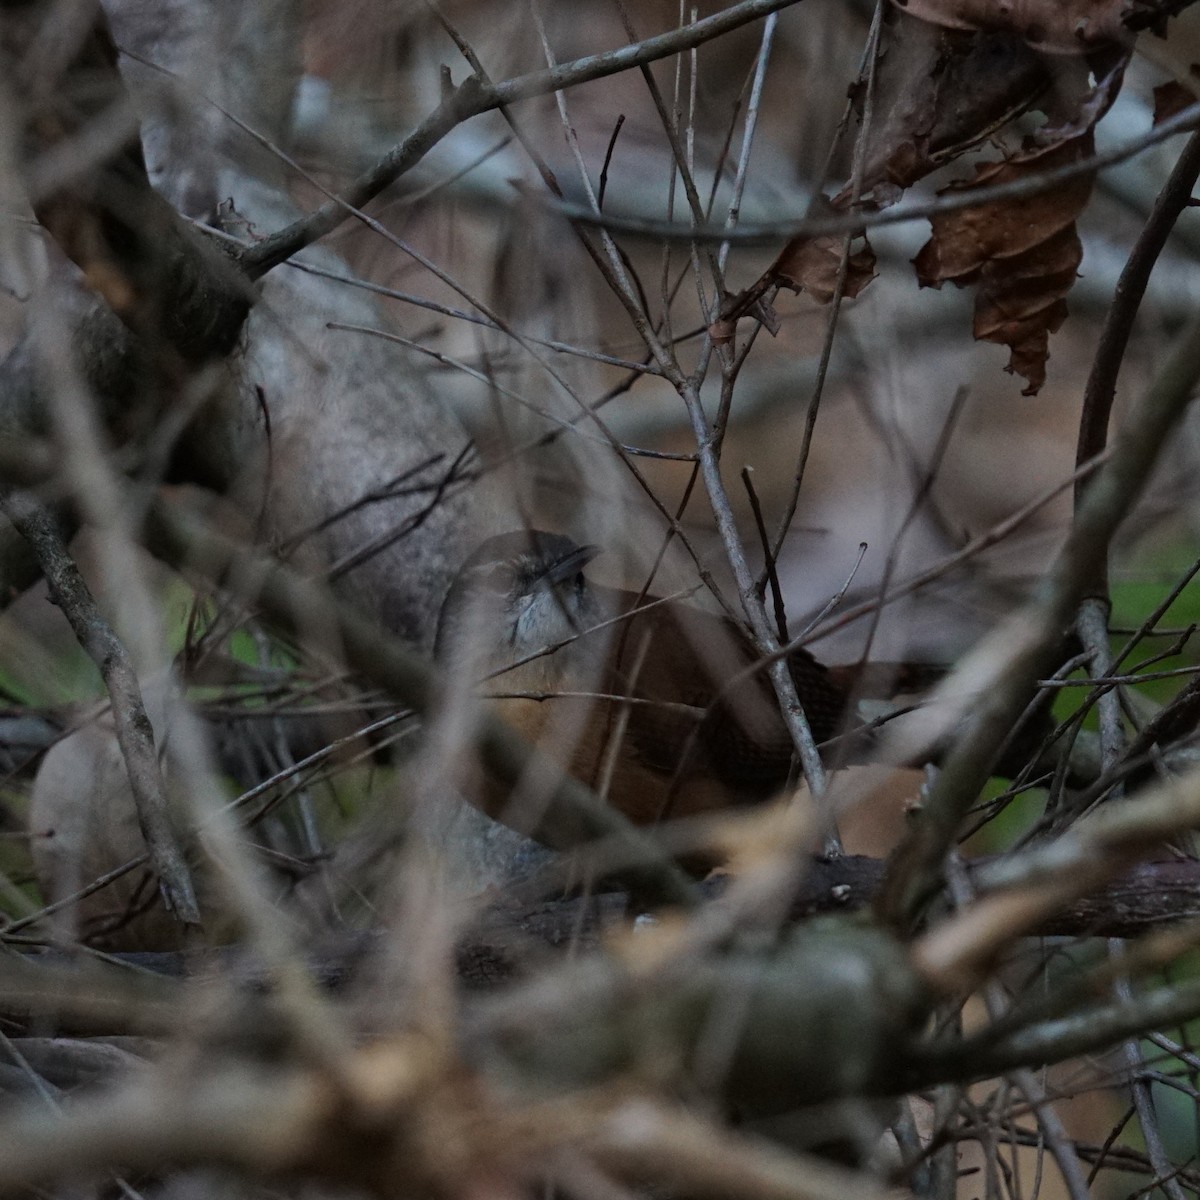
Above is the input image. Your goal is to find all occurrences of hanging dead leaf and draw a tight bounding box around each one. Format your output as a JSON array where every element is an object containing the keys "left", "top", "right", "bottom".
[
  {"left": 733, "top": 12, "right": 1080, "bottom": 333},
  {"left": 888, "top": 0, "right": 1134, "bottom": 55},
  {"left": 914, "top": 139, "right": 1093, "bottom": 283},
  {"left": 727, "top": 10, "right": 1121, "bottom": 379},
  {"left": 973, "top": 225, "right": 1080, "bottom": 394},
  {"left": 844, "top": 14, "right": 1054, "bottom": 203},
  {"left": 772, "top": 235, "right": 877, "bottom": 303},
  {"left": 914, "top": 135, "right": 1092, "bottom": 394}
]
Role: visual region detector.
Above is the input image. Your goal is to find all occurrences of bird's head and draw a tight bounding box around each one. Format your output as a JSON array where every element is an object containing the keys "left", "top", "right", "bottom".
[{"left": 435, "top": 530, "right": 603, "bottom": 668}]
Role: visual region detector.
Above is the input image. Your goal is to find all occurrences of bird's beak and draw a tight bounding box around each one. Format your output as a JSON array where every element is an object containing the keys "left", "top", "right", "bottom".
[{"left": 544, "top": 543, "right": 600, "bottom": 586}]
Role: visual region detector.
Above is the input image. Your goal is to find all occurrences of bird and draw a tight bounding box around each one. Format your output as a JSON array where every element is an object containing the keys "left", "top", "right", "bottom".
[{"left": 434, "top": 529, "right": 877, "bottom": 830}]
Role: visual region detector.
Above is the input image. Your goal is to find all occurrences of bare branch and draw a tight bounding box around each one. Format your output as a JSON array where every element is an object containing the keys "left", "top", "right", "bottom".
[
  {"left": 240, "top": 0, "right": 806, "bottom": 275},
  {"left": 0, "top": 493, "right": 199, "bottom": 924}
]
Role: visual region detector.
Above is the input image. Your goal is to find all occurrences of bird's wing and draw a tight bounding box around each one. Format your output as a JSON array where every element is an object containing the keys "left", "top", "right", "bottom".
[{"left": 600, "top": 594, "right": 848, "bottom": 793}]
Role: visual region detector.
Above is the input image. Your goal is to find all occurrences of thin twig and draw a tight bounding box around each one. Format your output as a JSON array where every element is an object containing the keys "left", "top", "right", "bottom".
[
  {"left": 0, "top": 494, "right": 199, "bottom": 925},
  {"left": 240, "top": 0, "right": 809, "bottom": 275},
  {"left": 1076, "top": 127, "right": 1200, "bottom": 512},
  {"left": 944, "top": 856, "right": 1092, "bottom": 1200},
  {"left": 609, "top": 0, "right": 725, "bottom": 311},
  {"left": 800, "top": 450, "right": 1110, "bottom": 647},
  {"left": 717, "top": 12, "right": 777, "bottom": 274},
  {"left": 513, "top": 28, "right": 840, "bottom": 847},
  {"left": 598, "top": 113, "right": 627, "bottom": 210},
  {"left": 741, "top": 466, "right": 787, "bottom": 639},
  {"left": 287, "top": 260, "right": 662, "bottom": 374},
  {"left": 542, "top": 97, "right": 1200, "bottom": 246},
  {"left": 767, "top": 0, "right": 883, "bottom": 569},
  {"left": 1110, "top": 942, "right": 1191, "bottom": 1200},
  {"left": 1071, "top": 127, "right": 1200, "bottom": 784},
  {"left": 877, "top": 298, "right": 1200, "bottom": 929},
  {"left": 846, "top": 384, "right": 969, "bottom": 708}
]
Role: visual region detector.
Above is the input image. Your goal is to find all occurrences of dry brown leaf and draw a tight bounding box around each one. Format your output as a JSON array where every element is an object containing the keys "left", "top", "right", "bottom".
[
  {"left": 846, "top": 14, "right": 1054, "bottom": 202},
  {"left": 974, "top": 227, "right": 1080, "bottom": 394},
  {"left": 888, "top": 0, "right": 1134, "bottom": 55},
  {"left": 914, "top": 140, "right": 1092, "bottom": 279},
  {"left": 914, "top": 136, "right": 1092, "bottom": 394},
  {"left": 1153, "top": 78, "right": 1197, "bottom": 123},
  {"left": 737, "top": 14, "right": 1119, "bottom": 385},
  {"left": 771, "top": 234, "right": 877, "bottom": 303}
]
